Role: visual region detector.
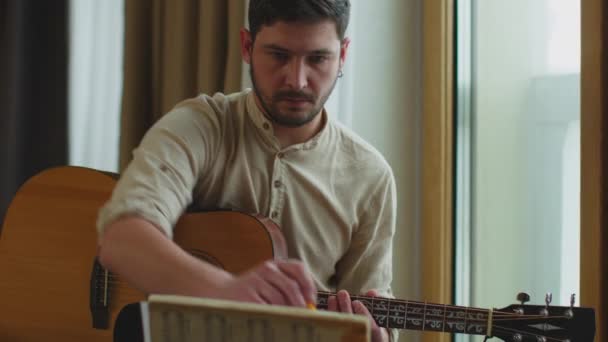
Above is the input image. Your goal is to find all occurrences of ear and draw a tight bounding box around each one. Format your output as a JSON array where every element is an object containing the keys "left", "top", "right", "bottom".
[
  {"left": 339, "top": 37, "right": 351, "bottom": 67},
  {"left": 240, "top": 28, "right": 253, "bottom": 65}
]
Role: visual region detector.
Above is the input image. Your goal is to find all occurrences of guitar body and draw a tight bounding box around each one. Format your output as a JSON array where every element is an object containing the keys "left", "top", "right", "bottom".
[{"left": 0, "top": 166, "right": 285, "bottom": 341}]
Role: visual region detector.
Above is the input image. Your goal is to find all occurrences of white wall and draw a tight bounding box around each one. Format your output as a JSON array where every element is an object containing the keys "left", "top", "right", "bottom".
[{"left": 348, "top": 1, "right": 422, "bottom": 340}]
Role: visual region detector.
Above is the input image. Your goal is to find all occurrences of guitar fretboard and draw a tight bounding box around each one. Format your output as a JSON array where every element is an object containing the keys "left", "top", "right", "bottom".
[{"left": 316, "top": 292, "right": 489, "bottom": 335}]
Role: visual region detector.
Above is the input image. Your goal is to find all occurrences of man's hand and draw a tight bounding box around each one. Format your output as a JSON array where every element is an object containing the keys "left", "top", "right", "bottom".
[
  {"left": 99, "top": 217, "right": 317, "bottom": 308},
  {"left": 204, "top": 259, "right": 317, "bottom": 308},
  {"left": 327, "top": 289, "right": 390, "bottom": 342}
]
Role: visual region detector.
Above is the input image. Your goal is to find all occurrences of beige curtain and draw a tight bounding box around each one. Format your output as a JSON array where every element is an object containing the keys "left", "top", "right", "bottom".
[{"left": 119, "top": 0, "right": 246, "bottom": 170}]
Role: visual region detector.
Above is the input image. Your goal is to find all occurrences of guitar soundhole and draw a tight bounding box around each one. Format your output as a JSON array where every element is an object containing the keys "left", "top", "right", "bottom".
[{"left": 189, "top": 249, "right": 225, "bottom": 270}]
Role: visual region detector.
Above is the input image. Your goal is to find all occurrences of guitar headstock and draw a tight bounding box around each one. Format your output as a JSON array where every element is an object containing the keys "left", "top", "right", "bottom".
[{"left": 492, "top": 294, "right": 595, "bottom": 342}]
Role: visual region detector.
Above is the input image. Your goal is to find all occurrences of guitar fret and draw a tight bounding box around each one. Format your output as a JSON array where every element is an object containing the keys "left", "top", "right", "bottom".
[
  {"left": 422, "top": 302, "right": 427, "bottom": 331},
  {"left": 405, "top": 302, "right": 425, "bottom": 330},
  {"left": 388, "top": 300, "right": 406, "bottom": 329},
  {"left": 422, "top": 302, "right": 447, "bottom": 332},
  {"left": 442, "top": 303, "right": 447, "bottom": 332},
  {"left": 404, "top": 301, "right": 408, "bottom": 330},
  {"left": 385, "top": 299, "right": 409, "bottom": 330},
  {"left": 386, "top": 297, "right": 392, "bottom": 329},
  {"left": 371, "top": 296, "right": 389, "bottom": 329},
  {"left": 443, "top": 307, "right": 464, "bottom": 334},
  {"left": 359, "top": 296, "right": 373, "bottom": 312},
  {"left": 464, "top": 307, "right": 468, "bottom": 332},
  {"left": 466, "top": 309, "right": 488, "bottom": 335}
]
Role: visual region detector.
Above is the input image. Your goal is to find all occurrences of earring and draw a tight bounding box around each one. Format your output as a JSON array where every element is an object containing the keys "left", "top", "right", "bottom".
[{"left": 338, "top": 69, "right": 344, "bottom": 78}]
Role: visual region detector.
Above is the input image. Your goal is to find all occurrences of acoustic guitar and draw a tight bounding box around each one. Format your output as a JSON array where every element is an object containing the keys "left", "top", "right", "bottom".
[{"left": 0, "top": 166, "right": 595, "bottom": 341}]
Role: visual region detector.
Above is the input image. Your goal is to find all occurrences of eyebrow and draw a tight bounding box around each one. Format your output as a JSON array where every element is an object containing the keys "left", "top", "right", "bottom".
[{"left": 261, "top": 44, "right": 334, "bottom": 55}]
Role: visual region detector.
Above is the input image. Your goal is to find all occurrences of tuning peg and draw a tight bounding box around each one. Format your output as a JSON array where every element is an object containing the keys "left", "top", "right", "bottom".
[
  {"left": 545, "top": 293, "right": 553, "bottom": 306},
  {"left": 539, "top": 292, "right": 552, "bottom": 317},
  {"left": 570, "top": 293, "right": 576, "bottom": 307},
  {"left": 565, "top": 293, "right": 577, "bottom": 319},
  {"left": 516, "top": 292, "right": 530, "bottom": 305}
]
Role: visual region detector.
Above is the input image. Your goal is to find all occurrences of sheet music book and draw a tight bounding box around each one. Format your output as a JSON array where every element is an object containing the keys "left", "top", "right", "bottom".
[{"left": 141, "top": 294, "right": 370, "bottom": 342}]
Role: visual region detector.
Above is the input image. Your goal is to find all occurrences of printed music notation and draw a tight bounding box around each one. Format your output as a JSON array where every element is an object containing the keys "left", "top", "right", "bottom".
[{"left": 144, "top": 295, "right": 370, "bottom": 342}]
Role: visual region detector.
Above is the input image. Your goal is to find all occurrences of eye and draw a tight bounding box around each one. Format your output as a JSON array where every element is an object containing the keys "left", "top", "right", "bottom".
[
  {"left": 308, "top": 55, "right": 329, "bottom": 64},
  {"left": 269, "top": 51, "right": 289, "bottom": 62}
]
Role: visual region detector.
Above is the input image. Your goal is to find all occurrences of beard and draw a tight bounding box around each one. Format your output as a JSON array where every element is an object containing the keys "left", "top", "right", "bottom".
[{"left": 249, "top": 63, "right": 339, "bottom": 128}]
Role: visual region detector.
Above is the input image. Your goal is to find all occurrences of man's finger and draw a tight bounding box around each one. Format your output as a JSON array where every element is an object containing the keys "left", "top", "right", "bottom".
[
  {"left": 337, "top": 290, "right": 353, "bottom": 313},
  {"left": 262, "top": 268, "right": 307, "bottom": 306},
  {"left": 276, "top": 260, "right": 317, "bottom": 305},
  {"left": 353, "top": 301, "right": 386, "bottom": 342},
  {"left": 353, "top": 301, "right": 377, "bottom": 327},
  {"left": 365, "top": 289, "right": 380, "bottom": 297},
  {"left": 327, "top": 295, "right": 338, "bottom": 311}
]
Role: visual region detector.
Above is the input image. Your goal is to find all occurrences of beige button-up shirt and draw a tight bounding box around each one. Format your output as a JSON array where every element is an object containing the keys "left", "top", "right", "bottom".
[{"left": 97, "top": 89, "right": 396, "bottom": 300}]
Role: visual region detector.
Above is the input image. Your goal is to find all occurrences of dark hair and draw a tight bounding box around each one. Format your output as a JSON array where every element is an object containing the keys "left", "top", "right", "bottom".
[{"left": 248, "top": 0, "right": 350, "bottom": 41}]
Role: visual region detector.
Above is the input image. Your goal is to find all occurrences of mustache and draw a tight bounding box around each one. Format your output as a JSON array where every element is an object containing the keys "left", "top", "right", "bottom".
[{"left": 273, "top": 90, "right": 315, "bottom": 102}]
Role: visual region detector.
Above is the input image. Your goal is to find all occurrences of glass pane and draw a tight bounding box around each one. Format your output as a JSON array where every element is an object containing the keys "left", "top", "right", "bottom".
[{"left": 455, "top": 0, "right": 581, "bottom": 341}]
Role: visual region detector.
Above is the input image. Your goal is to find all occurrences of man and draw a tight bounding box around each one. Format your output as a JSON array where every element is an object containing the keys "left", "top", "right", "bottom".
[{"left": 97, "top": 1, "right": 397, "bottom": 341}]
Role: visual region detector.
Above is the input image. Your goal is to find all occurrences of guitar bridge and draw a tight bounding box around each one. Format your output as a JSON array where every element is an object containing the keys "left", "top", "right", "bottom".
[{"left": 89, "top": 258, "right": 110, "bottom": 329}]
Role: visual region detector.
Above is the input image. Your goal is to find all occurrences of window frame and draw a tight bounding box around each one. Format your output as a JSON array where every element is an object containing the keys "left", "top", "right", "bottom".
[
  {"left": 421, "top": 2, "right": 454, "bottom": 342},
  {"left": 580, "top": 0, "right": 606, "bottom": 340}
]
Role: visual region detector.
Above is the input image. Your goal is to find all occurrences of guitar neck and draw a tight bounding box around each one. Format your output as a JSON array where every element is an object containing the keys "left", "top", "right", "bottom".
[{"left": 317, "top": 292, "right": 490, "bottom": 336}]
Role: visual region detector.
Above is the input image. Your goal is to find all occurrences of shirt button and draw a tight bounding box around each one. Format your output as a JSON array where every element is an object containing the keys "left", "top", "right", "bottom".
[
  {"left": 263, "top": 122, "right": 270, "bottom": 130},
  {"left": 271, "top": 211, "right": 278, "bottom": 219},
  {"left": 274, "top": 180, "right": 282, "bottom": 188}
]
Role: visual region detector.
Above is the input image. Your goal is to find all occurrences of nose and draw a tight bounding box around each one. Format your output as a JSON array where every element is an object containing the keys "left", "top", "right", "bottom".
[{"left": 285, "top": 58, "right": 308, "bottom": 90}]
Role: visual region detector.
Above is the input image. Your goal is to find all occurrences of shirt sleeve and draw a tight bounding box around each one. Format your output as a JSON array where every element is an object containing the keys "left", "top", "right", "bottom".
[
  {"left": 334, "top": 166, "right": 398, "bottom": 340},
  {"left": 96, "top": 100, "right": 220, "bottom": 238}
]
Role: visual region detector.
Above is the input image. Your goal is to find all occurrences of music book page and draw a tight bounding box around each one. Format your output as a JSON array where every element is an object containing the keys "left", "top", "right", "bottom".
[{"left": 142, "top": 294, "right": 370, "bottom": 342}]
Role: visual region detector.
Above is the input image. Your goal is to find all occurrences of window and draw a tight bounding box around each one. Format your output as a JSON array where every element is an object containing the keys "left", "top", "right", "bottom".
[
  {"left": 69, "top": 0, "right": 124, "bottom": 172},
  {"left": 455, "top": 1, "right": 581, "bottom": 341}
]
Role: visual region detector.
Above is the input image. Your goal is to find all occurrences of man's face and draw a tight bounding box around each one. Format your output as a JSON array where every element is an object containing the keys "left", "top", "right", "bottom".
[{"left": 241, "top": 20, "right": 349, "bottom": 127}]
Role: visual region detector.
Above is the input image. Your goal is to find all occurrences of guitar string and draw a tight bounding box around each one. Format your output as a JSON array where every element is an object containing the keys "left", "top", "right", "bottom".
[
  {"left": 95, "top": 291, "right": 141, "bottom": 297},
  {"left": 354, "top": 311, "right": 573, "bottom": 324},
  {"left": 318, "top": 291, "right": 494, "bottom": 314},
  {"left": 317, "top": 291, "right": 567, "bottom": 319},
  {"left": 318, "top": 290, "right": 518, "bottom": 314},
  {"left": 94, "top": 280, "right": 575, "bottom": 339},
  {"left": 95, "top": 280, "right": 578, "bottom": 321},
  {"left": 299, "top": 297, "right": 571, "bottom": 322},
  {"left": 92, "top": 286, "right": 140, "bottom": 295},
  {"left": 492, "top": 315, "right": 573, "bottom": 321},
  {"left": 89, "top": 288, "right": 569, "bottom": 342},
  {"left": 92, "top": 284, "right": 573, "bottom": 341},
  {"left": 95, "top": 285, "right": 576, "bottom": 336},
  {"left": 316, "top": 307, "right": 572, "bottom": 322},
  {"left": 492, "top": 325, "right": 569, "bottom": 342}
]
